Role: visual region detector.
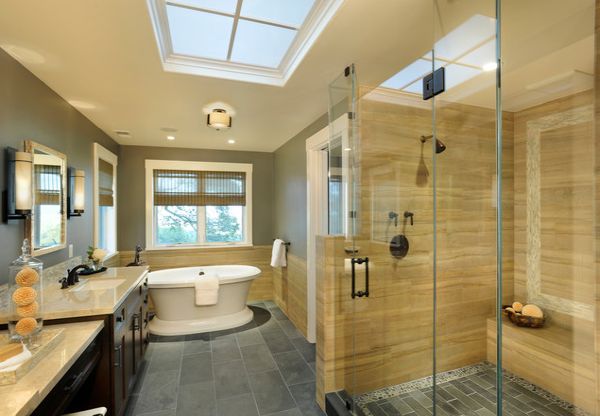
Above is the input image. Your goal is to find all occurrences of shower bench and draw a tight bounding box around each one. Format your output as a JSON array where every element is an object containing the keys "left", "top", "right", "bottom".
[{"left": 486, "top": 316, "right": 594, "bottom": 413}]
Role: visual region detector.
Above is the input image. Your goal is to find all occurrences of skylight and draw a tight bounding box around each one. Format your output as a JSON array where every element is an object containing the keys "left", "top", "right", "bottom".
[
  {"left": 380, "top": 14, "right": 497, "bottom": 95},
  {"left": 148, "top": 0, "right": 344, "bottom": 86}
]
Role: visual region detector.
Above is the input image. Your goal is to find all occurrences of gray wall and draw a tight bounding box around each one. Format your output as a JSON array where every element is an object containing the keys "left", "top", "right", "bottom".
[
  {"left": 0, "top": 48, "right": 119, "bottom": 284},
  {"left": 273, "top": 114, "right": 328, "bottom": 260},
  {"left": 117, "top": 146, "right": 274, "bottom": 249}
]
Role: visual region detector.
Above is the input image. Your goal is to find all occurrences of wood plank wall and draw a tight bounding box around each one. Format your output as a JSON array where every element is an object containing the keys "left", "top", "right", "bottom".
[{"left": 273, "top": 253, "right": 308, "bottom": 337}]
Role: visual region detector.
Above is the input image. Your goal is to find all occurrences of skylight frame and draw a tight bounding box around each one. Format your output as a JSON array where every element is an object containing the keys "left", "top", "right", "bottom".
[{"left": 147, "top": 0, "right": 344, "bottom": 86}]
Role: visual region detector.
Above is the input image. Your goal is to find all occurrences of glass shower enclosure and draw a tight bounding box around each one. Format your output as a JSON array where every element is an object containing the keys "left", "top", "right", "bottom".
[{"left": 323, "top": 0, "right": 597, "bottom": 415}]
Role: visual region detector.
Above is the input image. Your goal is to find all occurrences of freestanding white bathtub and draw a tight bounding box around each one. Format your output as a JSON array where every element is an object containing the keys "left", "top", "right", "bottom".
[{"left": 147, "top": 265, "right": 261, "bottom": 336}]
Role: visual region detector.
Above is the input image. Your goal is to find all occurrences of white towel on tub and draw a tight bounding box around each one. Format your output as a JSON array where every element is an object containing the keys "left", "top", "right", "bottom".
[
  {"left": 195, "top": 274, "right": 219, "bottom": 306},
  {"left": 270, "top": 239, "right": 287, "bottom": 267}
]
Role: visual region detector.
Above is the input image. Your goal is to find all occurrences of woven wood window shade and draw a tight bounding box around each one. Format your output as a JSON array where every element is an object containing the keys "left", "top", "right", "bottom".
[
  {"left": 99, "top": 159, "right": 114, "bottom": 206},
  {"left": 153, "top": 169, "right": 246, "bottom": 206},
  {"left": 34, "top": 164, "right": 61, "bottom": 205}
]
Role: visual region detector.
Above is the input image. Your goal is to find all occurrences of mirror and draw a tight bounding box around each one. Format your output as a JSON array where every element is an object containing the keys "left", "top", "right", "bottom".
[{"left": 25, "top": 141, "right": 67, "bottom": 256}]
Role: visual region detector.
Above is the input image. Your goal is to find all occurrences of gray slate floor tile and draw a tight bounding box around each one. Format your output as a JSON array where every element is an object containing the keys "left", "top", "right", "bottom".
[
  {"left": 273, "top": 350, "right": 315, "bottom": 386},
  {"left": 176, "top": 381, "right": 216, "bottom": 416},
  {"left": 249, "top": 370, "right": 296, "bottom": 415},
  {"left": 242, "top": 343, "right": 278, "bottom": 374},
  {"left": 179, "top": 351, "right": 213, "bottom": 385},
  {"left": 212, "top": 337, "right": 242, "bottom": 363},
  {"left": 214, "top": 359, "right": 252, "bottom": 399},
  {"left": 217, "top": 393, "right": 259, "bottom": 416},
  {"left": 134, "top": 370, "right": 179, "bottom": 415}
]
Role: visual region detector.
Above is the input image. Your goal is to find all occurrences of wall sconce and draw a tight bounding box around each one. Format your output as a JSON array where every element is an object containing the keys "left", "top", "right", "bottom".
[
  {"left": 67, "top": 168, "right": 85, "bottom": 219},
  {"left": 207, "top": 109, "right": 232, "bottom": 130},
  {"left": 2, "top": 147, "right": 33, "bottom": 223}
]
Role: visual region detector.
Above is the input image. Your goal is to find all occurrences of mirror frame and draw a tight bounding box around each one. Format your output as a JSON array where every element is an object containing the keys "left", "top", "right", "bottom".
[{"left": 24, "top": 140, "right": 68, "bottom": 256}]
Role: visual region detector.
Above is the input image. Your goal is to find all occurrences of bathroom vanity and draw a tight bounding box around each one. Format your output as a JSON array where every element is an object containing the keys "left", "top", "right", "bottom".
[{"left": 0, "top": 266, "right": 150, "bottom": 416}]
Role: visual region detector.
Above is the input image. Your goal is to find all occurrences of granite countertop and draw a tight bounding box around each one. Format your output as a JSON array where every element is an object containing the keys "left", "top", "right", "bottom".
[
  {"left": 0, "top": 320, "right": 105, "bottom": 416},
  {"left": 0, "top": 266, "right": 149, "bottom": 324}
]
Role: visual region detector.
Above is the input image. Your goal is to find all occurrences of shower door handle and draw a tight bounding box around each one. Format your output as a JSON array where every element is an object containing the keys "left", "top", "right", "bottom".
[{"left": 351, "top": 257, "right": 369, "bottom": 298}]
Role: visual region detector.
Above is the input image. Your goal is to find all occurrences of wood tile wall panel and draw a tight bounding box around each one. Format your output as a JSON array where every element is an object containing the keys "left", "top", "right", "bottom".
[
  {"left": 273, "top": 253, "right": 308, "bottom": 337},
  {"left": 118, "top": 246, "right": 274, "bottom": 301}
]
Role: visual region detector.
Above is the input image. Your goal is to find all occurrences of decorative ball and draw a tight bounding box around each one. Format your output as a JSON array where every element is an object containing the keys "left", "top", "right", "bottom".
[
  {"left": 505, "top": 307, "right": 515, "bottom": 313},
  {"left": 15, "top": 317, "right": 38, "bottom": 336},
  {"left": 12, "top": 287, "right": 37, "bottom": 306},
  {"left": 15, "top": 267, "right": 39, "bottom": 287},
  {"left": 522, "top": 304, "right": 543, "bottom": 318},
  {"left": 512, "top": 302, "right": 523, "bottom": 313},
  {"left": 17, "top": 301, "right": 39, "bottom": 318}
]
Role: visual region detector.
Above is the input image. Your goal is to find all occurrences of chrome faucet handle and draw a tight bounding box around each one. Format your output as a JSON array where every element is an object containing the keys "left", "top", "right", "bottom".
[{"left": 198, "top": 271, "right": 205, "bottom": 276}]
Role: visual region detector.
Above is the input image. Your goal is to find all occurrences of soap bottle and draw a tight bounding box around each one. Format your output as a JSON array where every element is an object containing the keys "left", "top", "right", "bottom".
[{"left": 8, "top": 239, "right": 43, "bottom": 347}]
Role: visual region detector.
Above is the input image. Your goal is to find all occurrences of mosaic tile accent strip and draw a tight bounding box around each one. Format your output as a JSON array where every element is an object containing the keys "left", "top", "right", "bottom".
[{"left": 356, "top": 362, "right": 589, "bottom": 416}]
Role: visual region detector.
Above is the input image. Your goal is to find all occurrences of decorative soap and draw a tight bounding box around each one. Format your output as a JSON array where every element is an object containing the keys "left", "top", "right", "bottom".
[
  {"left": 15, "top": 267, "right": 39, "bottom": 287},
  {"left": 522, "top": 304, "right": 543, "bottom": 318},
  {"left": 12, "top": 287, "right": 37, "bottom": 306},
  {"left": 512, "top": 302, "right": 523, "bottom": 312},
  {"left": 17, "top": 301, "right": 39, "bottom": 318},
  {"left": 15, "top": 317, "right": 37, "bottom": 336}
]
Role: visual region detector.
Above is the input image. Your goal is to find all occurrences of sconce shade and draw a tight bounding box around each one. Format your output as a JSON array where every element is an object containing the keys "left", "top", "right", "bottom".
[
  {"left": 72, "top": 169, "right": 85, "bottom": 212},
  {"left": 14, "top": 151, "right": 33, "bottom": 213},
  {"left": 207, "top": 109, "right": 232, "bottom": 130}
]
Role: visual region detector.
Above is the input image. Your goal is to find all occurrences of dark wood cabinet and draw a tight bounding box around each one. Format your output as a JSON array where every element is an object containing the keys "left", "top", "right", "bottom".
[{"left": 40, "top": 272, "right": 150, "bottom": 416}]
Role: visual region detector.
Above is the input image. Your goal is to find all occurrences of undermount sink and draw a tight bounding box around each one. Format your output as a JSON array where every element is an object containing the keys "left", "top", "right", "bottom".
[{"left": 70, "top": 279, "right": 127, "bottom": 292}]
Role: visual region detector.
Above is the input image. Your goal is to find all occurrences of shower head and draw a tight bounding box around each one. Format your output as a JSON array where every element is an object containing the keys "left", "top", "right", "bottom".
[{"left": 420, "top": 135, "right": 446, "bottom": 154}]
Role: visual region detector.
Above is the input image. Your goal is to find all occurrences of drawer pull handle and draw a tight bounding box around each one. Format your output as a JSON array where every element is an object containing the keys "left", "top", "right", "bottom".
[
  {"left": 116, "top": 316, "right": 123, "bottom": 323},
  {"left": 132, "top": 313, "right": 140, "bottom": 331},
  {"left": 144, "top": 296, "right": 148, "bottom": 304},
  {"left": 114, "top": 344, "right": 122, "bottom": 367}
]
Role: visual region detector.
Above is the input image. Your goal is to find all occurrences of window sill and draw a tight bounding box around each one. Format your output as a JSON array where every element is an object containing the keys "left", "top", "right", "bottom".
[{"left": 145, "top": 244, "right": 254, "bottom": 251}]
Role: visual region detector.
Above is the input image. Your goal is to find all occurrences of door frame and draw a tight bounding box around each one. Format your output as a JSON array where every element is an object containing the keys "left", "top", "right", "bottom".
[{"left": 306, "top": 115, "right": 348, "bottom": 343}]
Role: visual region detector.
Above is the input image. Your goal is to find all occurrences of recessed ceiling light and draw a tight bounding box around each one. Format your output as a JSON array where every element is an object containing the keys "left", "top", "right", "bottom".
[
  {"left": 160, "top": 127, "right": 178, "bottom": 133},
  {"left": 114, "top": 130, "right": 132, "bottom": 139},
  {"left": 167, "top": 135, "right": 176, "bottom": 141},
  {"left": 482, "top": 61, "right": 498, "bottom": 71},
  {"left": 228, "top": 139, "right": 235, "bottom": 144}
]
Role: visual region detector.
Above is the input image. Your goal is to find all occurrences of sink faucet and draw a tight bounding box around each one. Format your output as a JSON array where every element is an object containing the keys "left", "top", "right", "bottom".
[{"left": 62, "top": 264, "right": 89, "bottom": 287}]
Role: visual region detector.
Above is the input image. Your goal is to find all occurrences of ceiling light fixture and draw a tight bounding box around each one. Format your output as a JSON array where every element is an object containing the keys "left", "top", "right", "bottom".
[
  {"left": 166, "top": 135, "right": 175, "bottom": 141},
  {"left": 207, "top": 109, "right": 232, "bottom": 130},
  {"left": 228, "top": 139, "right": 235, "bottom": 144}
]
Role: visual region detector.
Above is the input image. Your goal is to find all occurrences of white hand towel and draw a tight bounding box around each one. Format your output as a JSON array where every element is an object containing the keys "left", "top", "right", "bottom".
[
  {"left": 271, "top": 239, "right": 287, "bottom": 268},
  {"left": 0, "top": 344, "right": 31, "bottom": 372},
  {"left": 195, "top": 274, "right": 219, "bottom": 306}
]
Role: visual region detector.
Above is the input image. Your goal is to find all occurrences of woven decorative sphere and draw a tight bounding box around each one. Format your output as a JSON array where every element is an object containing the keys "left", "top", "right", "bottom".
[
  {"left": 15, "top": 267, "right": 40, "bottom": 287},
  {"left": 15, "top": 317, "right": 38, "bottom": 336},
  {"left": 512, "top": 301, "right": 523, "bottom": 313},
  {"left": 12, "top": 287, "right": 37, "bottom": 306},
  {"left": 17, "top": 301, "right": 39, "bottom": 318}
]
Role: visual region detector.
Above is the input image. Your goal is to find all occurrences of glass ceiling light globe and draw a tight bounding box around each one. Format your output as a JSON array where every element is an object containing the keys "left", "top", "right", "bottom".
[{"left": 207, "top": 109, "right": 232, "bottom": 130}]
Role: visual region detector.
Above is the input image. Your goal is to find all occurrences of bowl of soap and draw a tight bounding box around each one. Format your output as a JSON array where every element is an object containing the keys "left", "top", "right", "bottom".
[{"left": 503, "top": 302, "right": 545, "bottom": 328}]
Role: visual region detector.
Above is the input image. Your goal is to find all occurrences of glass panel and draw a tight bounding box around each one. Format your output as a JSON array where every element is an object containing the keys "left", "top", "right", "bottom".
[
  {"left": 205, "top": 205, "right": 244, "bottom": 243},
  {"left": 230, "top": 20, "right": 297, "bottom": 68},
  {"left": 240, "top": 0, "right": 315, "bottom": 27},
  {"left": 327, "top": 137, "right": 344, "bottom": 235},
  {"left": 98, "top": 205, "right": 116, "bottom": 252},
  {"left": 155, "top": 206, "right": 198, "bottom": 245},
  {"left": 166, "top": 4, "right": 233, "bottom": 59},
  {"left": 170, "top": 0, "right": 238, "bottom": 14},
  {"left": 433, "top": 1, "right": 499, "bottom": 414},
  {"left": 501, "top": 0, "right": 596, "bottom": 414},
  {"left": 381, "top": 59, "right": 432, "bottom": 90}
]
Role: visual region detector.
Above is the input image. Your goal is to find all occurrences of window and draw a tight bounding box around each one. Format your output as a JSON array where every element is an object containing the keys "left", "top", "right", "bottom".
[
  {"left": 145, "top": 160, "right": 252, "bottom": 249},
  {"left": 93, "top": 143, "right": 118, "bottom": 254},
  {"left": 146, "top": 0, "right": 344, "bottom": 86}
]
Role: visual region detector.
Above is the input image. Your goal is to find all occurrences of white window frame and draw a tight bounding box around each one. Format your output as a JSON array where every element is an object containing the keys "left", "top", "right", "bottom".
[
  {"left": 93, "top": 143, "right": 118, "bottom": 258},
  {"left": 145, "top": 159, "right": 253, "bottom": 250}
]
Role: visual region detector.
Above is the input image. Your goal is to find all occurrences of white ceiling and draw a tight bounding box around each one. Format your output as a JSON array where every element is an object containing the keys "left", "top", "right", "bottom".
[
  {"left": 0, "top": 0, "right": 593, "bottom": 152},
  {"left": 0, "top": 0, "right": 432, "bottom": 152}
]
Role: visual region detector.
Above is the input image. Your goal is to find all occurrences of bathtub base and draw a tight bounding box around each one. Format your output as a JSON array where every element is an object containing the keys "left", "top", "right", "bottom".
[{"left": 149, "top": 306, "right": 254, "bottom": 336}]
